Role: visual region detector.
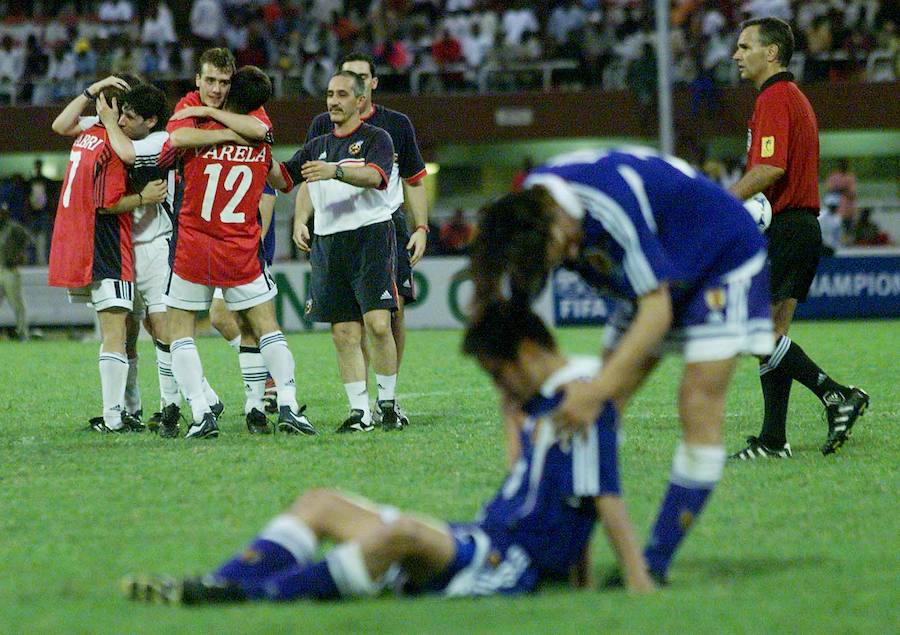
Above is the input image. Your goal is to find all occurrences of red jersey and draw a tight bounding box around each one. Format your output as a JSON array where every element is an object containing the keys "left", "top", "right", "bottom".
[
  {"left": 166, "top": 90, "right": 272, "bottom": 134},
  {"left": 166, "top": 127, "right": 273, "bottom": 287},
  {"left": 48, "top": 124, "right": 132, "bottom": 288},
  {"left": 746, "top": 72, "right": 820, "bottom": 215}
]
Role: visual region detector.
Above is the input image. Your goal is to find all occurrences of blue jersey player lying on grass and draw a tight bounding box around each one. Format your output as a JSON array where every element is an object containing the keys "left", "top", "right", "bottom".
[
  {"left": 123, "top": 302, "right": 654, "bottom": 604},
  {"left": 470, "top": 147, "right": 775, "bottom": 585}
]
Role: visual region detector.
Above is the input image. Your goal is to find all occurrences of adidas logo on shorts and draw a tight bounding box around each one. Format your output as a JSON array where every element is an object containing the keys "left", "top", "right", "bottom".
[{"left": 380, "top": 290, "right": 393, "bottom": 300}]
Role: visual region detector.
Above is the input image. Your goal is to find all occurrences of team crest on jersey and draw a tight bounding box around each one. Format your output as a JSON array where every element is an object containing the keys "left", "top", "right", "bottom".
[
  {"left": 760, "top": 136, "right": 775, "bottom": 158},
  {"left": 705, "top": 288, "right": 726, "bottom": 310},
  {"left": 348, "top": 141, "right": 363, "bottom": 156}
]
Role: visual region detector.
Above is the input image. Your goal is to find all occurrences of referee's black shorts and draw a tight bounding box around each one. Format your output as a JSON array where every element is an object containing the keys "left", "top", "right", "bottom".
[{"left": 766, "top": 208, "right": 822, "bottom": 303}]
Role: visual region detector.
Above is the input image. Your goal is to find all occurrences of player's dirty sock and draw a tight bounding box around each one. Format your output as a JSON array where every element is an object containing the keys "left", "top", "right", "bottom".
[{"left": 644, "top": 443, "right": 724, "bottom": 579}]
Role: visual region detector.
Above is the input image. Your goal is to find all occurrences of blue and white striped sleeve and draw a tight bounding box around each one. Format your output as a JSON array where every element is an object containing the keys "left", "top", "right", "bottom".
[
  {"left": 571, "top": 401, "right": 621, "bottom": 497},
  {"left": 568, "top": 179, "right": 675, "bottom": 297}
]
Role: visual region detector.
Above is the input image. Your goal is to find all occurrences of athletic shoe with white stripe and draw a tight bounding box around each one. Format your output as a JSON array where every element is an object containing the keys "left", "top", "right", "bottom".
[
  {"left": 729, "top": 436, "right": 792, "bottom": 460},
  {"left": 185, "top": 412, "right": 219, "bottom": 439},
  {"left": 821, "top": 387, "right": 870, "bottom": 455}
]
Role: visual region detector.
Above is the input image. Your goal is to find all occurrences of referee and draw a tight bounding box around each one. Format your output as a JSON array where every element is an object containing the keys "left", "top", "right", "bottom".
[{"left": 729, "top": 16, "right": 869, "bottom": 459}]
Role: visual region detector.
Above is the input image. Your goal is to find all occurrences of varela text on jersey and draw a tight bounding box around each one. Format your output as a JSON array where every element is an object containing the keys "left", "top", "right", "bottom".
[{"left": 197, "top": 145, "right": 269, "bottom": 163}]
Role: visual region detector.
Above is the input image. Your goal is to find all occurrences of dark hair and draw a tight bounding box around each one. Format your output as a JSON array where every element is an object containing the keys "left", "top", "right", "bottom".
[
  {"left": 462, "top": 301, "right": 556, "bottom": 361},
  {"left": 198, "top": 47, "right": 236, "bottom": 75},
  {"left": 226, "top": 65, "right": 272, "bottom": 114},
  {"left": 340, "top": 52, "right": 376, "bottom": 77},
  {"left": 330, "top": 70, "right": 365, "bottom": 97},
  {"left": 121, "top": 83, "right": 169, "bottom": 131},
  {"left": 469, "top": 187, "right": 555, "bottom": 306},
  {"left": 741, "top": 16, "right": 794, "bottom": 66},
  {"left": 99, "top": 71, "right": 142, "bottom": 104}
]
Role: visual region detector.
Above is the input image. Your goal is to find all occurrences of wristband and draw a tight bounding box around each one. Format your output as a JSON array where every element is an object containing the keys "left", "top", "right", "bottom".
[
  {"left": 415, "top": 224, "right": 429, "bottom": 233},
  {"left": 82, "top": 88, "right": 96, "bottom": 100}
]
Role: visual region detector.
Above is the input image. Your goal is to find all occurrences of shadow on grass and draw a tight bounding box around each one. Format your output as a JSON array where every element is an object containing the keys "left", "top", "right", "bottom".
[{"left": 674, "top": 555, "right": 829, "bottom": 581}]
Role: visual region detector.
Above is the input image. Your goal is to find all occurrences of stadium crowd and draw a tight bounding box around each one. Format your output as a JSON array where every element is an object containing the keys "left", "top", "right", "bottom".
[{"left": 0, "top": 0, "right": 899, "bottom": 104}]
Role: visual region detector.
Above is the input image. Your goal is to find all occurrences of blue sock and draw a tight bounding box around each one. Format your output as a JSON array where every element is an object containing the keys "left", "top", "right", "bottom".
[
  {"left": 249, "top": 560, "right": 340, "bottom": 601},
  {"left": 216, "top": 539, "right": 298, "bottom": 587},
  {"left": 644, "top": 482, "right": 713, "bottom": 577}
]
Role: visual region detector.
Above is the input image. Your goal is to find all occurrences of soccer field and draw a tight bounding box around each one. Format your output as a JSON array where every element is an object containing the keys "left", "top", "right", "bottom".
[{"left": 1, "top": 320, "right": 897, "bottom": 633}]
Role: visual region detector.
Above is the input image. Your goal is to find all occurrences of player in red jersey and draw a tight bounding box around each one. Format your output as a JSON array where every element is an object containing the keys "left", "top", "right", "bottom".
[
  {"left": 167, "top": 47, "right": 280, "bottom": 433},
  {"left": 730, "top": 17, "right": 868, "bottom": 460},
  {"left": 160, "top": 65, "right": 316, "bottom": 439},
  {"left": 49, "top": 75, "right": 167, "bottom": 432}
]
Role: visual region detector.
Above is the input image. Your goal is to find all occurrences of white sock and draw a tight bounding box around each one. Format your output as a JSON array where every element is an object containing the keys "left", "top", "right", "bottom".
[
  {"left": 125, "top": 356, "right": 141, "bottom": 414},
  {"left": 672, "top": 442, "right": 727, "bottom": 486},
  {"left": 375, "top": 373, "right": 397, "bottom": 402},
  {"left": 239, "top": 346, "right": 267, "bottom": 414},
  {"left": 202, "top": 376, "right": 219, "bottom": 407},
  {"left": 170, "top": 337, "right": 210, "bottom": 422},
  {"left": 155, "top": 341, "right": 180, "bottom": 407},
  {"left": 99, "top": 350, "right": 128, "bottom": 430},
  {"left": 258, "top": 514, "right": 318, "bottom": 566},
  {"left": 259, "top": 331, "right": 297, "bottom": 411},
  {"left": 325, "top": 542, "right": 381, "bottom": 597},
  {"left": 344, "top": 381, "right": 370, "bottom": 418},
  {"left": 228, "top": 334, "right": 241, "bottom": 352}
]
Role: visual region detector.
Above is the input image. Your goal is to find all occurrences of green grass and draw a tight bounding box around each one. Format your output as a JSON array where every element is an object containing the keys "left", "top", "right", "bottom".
[{"left": 0, "top": 321, "right": 897, "bottom": 633}]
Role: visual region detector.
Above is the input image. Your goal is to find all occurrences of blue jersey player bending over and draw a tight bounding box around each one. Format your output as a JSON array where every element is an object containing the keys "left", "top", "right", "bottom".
[
  {"left": 123, "top": 302, "right": 654, "bottom": 604},
  {"left": 471, "top": 147, "right": 775, "bottom": 584}
]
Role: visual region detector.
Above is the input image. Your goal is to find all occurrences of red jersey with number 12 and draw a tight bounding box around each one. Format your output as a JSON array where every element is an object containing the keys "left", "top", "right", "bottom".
[
  {"left": 48, "top": 124, "right": 132, "bottom": 288},
  {"left": 166, "top": 128, "right": 272, "bottom": 287}
]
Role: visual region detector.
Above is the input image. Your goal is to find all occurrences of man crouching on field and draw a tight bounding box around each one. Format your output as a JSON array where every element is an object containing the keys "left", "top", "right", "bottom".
[{"left": 123, "top": 302, "right": 653, "bottom": 603}]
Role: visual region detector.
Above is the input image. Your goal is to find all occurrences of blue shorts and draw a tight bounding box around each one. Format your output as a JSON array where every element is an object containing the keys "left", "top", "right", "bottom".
[
  {"left": 604, "top": 250, "right": 774, "bottom": 362},
  {"left": 403, "top": 524, "right": 539, "bottom": 597}
]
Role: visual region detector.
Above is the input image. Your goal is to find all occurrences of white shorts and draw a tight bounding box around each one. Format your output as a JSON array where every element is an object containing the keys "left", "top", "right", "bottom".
[
  {"left": 134, "top": 236, "right": 170, "bottom": 315},
  {"left": 603, "top": 251, "right": 774, "bottom": 363},
  {"left": 164, "top": 268, "right": 278, "bottom": 312},
  {"left": 68, "top": 279, "right": 135, "bottom": 312}
]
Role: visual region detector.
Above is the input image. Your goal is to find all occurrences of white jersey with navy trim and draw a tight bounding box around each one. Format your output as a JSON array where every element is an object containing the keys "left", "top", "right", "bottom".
[{"left": 79, "top": 117, "right": 174, "bottom": 244}]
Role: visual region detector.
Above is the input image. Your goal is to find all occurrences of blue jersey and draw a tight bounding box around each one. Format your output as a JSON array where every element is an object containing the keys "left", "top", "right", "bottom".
[
  {"left": 260, "top": 182, "right": 276, "bottom": 265},
  {"left": 472, "top": 357, "right": 620, "bottom": 580},
  {"left": 525, "top": 148, "right": 765, "bottom": 306}
]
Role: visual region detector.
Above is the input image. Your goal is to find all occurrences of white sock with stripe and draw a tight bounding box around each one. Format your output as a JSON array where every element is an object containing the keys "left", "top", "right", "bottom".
[
  {"left": 99, "top": 350, "right": 129, "bottom": 430},
  {"left": 171, "top": 337, "right": 211, "bottom": 422},
  {"left": 259, "top": 331, "right": 298, "bottom": 411},
  {"left": 239, "top": 346, "right": 268, "bottom": 414}
]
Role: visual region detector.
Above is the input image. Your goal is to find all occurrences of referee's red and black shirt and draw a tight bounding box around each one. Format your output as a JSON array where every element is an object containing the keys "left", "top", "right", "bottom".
[{"left": 746, "top": 71, "right": 820, "bottom": 215}]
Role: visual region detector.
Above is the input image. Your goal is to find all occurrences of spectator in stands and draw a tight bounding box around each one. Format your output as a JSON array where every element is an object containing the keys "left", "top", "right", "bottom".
[
  {"left": 626, "top": 41, "right": 657, "bottom": 106},
  {"left": 98, "top": 0, "right": 135, "bottom": 25},
  {"left": 0, "top": 202, "right": 33, "bottom": 341},
  {"left": 73, "top": 38, "right": 98, "bottom": 80},
  {"left": 141, "top": 0, "right": 178, "bottom": 46},
  {"left": 0, "top": 35, "right": 25, "bottom": 88},
  {"left": 825, "top": 158, "right": 858, "bottom": 223},
  {"left": 191, "top": 0, "right": 226, "bottom": 49},
  {"left": 47, "top": 44, "right": 77, "bottom": 102},
  {"left": 439, "top": 208, "right": 474, "bottom": 255},
  {"left": 818, "top": 193, "right": 845, "bottom": 256},
  {"left": 502, "top": 2, "right": 539, "bottom": 47},
  {"left": 459, "top": 19, "right": 493, "bottom": 69},
  {"left": 22, "top": 34, "right": 49, "bottom": 105},
  {"left": 26, "top": 160, "right": 53, "bottom": 265},
  {"left": 852, "top": 208, "right": 892, "bottom": 246},
  {"left": 547, "top": 0, "right": 587, "bottom": 53}
]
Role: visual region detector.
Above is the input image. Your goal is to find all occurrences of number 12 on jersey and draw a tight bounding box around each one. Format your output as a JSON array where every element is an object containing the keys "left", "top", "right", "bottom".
[{"left": 200, "top": 164, "right": 252, "bottom": 223}]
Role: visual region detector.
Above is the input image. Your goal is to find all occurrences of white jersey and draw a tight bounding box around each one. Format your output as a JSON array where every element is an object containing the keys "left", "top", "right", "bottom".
[{"left": 79, "top": 117, "right": 174, "bottom": 244}]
